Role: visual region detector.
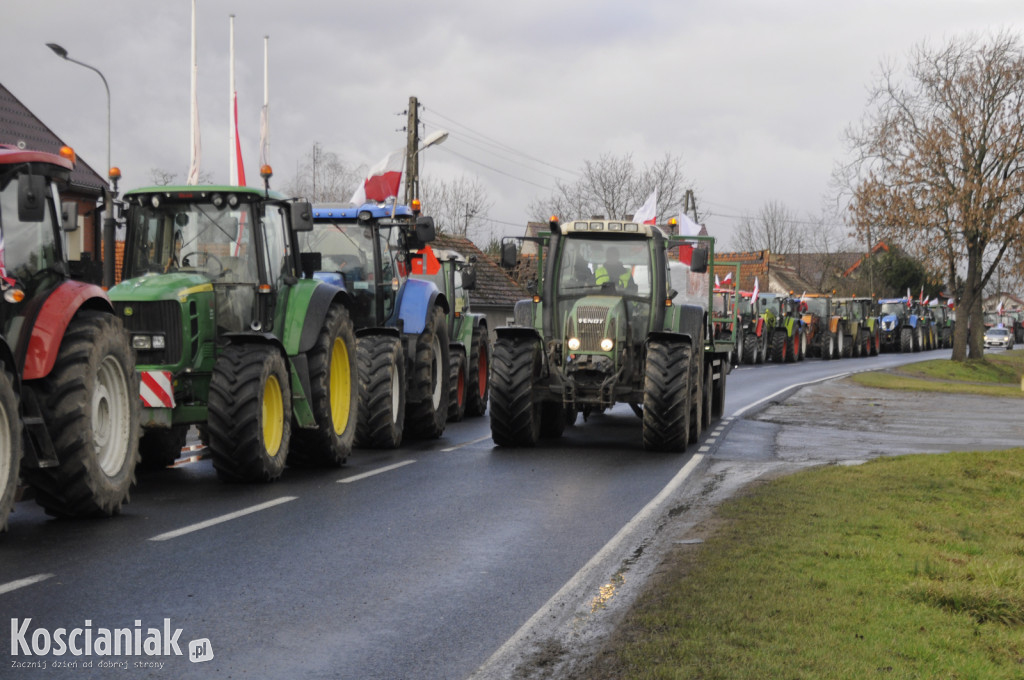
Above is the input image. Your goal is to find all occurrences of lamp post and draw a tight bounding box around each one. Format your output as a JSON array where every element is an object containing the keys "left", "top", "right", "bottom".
[
  {"left": 47, "top": 42, "right": 116, "bottom": 288},
  {"left": 406, "top": 129, "right": 449, "bottom": 206},
  {"left": 47, "top": 43, "right": 111, "bottom": 176}
]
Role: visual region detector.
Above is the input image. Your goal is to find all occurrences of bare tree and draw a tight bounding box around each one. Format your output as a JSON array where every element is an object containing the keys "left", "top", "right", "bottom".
[
  {"left": 843, "top": 31, "right": 1024, "bottom": 360},
  {"left": 529, "top": 152, "right": 695, "bottom": 223},
  {"left": 149, "top": 168, "right": 213, "bottom": 186},
  {"left": 419, "top": 175, "right": 494, "bottom": 240},
  {"left": 284, "top": 142, "right": 364, "bottom": 202},
  {"left": 732, "top": 201, "right": 805, "bottom": 254}
]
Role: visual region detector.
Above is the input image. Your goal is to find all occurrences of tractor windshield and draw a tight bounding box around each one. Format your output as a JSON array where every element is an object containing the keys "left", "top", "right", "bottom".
[
  {"left": 803, "top": 297, "right": 829, "bottom": 317},
  {"left": 124, "top": 200, "right": 259, "bottom": 284},
  {"left": 0, "top": 175, "right": 63, "bottom": 288},
  {"left": 880, "top": 302, "right": 906, "bottom": 317},
  {"left": 556, "top": 236, "right": 652, "bottom": 341}
]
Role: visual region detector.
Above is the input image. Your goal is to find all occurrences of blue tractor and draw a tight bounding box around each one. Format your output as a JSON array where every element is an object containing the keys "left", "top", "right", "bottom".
[
  {"left": 299, "top": 204, "right": 450, "bottom": 448},
  {"left": 877, "top": 297, "right": 923, "bottom": 352}
]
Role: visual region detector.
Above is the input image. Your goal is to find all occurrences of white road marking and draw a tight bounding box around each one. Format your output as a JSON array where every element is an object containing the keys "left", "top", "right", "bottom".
[
  {"left": 441, "top": 435, "right": 493, "bottom": 452},
  {"left": 731, "top": 372, "right": 851, "bottom": 418},
  {"left": 0, "top": 573, "right": 53, "bottom": 596},
  {"left": 337, "top": 460, "right": 417, "bottom": 484},
  {"left": 148, "top": 497, "right": 298, "bottom": 541}
]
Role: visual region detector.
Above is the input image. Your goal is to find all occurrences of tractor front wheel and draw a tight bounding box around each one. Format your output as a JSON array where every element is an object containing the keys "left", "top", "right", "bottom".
[
  {"left": 0, "top": 368, "right": 21, "bottom": 532},
  {"left": 23, "top": 312, "right": 139, "bottom": 517},
  {"left": 209, "top": 345, "right": 292, "bottom": 482},
  {"left": 490, "top": 336, "right": 541, "bottom": 447},
  {"left": 448, "top": 349, "right": 468, "bottom": 423},
  {"left": 643, "top": 339, "right": 691, "bottom": 452},
  {"left": 355, "top": 335, "right": 405, "bottom": 449},
  {"left": 465, "top": 324, "right": 490, "bottom": 417},
  {"left": 405, "top": 306, "right": 450, "bottom": 439}
]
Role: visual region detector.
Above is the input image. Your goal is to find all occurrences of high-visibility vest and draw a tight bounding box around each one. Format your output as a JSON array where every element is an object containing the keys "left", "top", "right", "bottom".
[{"left": 595, "top": 265, "right": 631, "bottom": 288}]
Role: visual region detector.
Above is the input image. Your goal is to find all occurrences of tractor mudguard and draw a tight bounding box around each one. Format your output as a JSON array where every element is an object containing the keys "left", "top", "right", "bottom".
[
  {"left": 662, "top": 303, "right": 704, "bottom": 346},
  {"left": 221, "top": 330, "right": 316, "bottom": 428},
  {"left": 829, "top": 317, "right": 841, "bottom": 334},
  {"left": 23, "top": 280, "right": 113, "bottom": 380},
  {"left": 909, "top": 315, "right": 919, "bottom": 329},
  {"left": 396, "top": 278, "right": 448, "bottom": 335},
  {"left": 293, "top": 281, "right": 352, "bottom": 355}
]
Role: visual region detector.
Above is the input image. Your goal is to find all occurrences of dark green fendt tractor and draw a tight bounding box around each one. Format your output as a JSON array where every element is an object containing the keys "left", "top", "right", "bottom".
[
  {"left": 109, "top": 179, "right": 358, "bottom": 481},
  {"left": 492, "top": 217, "right": 733, "bottom": 452}
]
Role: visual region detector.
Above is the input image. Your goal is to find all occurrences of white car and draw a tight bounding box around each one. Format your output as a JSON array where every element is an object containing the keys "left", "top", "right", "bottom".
[{"left": 983, "top": 327, "right": 1014, "bottom": 349}]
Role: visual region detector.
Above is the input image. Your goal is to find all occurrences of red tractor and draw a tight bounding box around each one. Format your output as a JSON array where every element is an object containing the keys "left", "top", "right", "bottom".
[{"left": 0, "top": 145, "right": 139, "bottom": 530}]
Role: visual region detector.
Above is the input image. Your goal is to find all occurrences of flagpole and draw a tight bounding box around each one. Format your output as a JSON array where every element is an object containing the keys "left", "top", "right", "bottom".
[
  {"left": 260, "top": 34, "right": 269, "bottom": 169},
  {"left": 228, "top": 14, "right": 236, "bottom": 185},
  {"left": 187, "top": 0, "right": 200, "bottom": 185}
]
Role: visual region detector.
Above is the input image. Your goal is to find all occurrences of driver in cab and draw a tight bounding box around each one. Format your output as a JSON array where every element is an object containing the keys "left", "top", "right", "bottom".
[{"left": 594, "top": 246, "right": 635, "bottom": 292}]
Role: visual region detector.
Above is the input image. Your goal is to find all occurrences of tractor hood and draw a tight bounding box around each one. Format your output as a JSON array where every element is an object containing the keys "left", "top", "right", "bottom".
[
  {"left": 880, "top": 314, "right": 898, "bottom": 331},
  {"left": 109, "top": 271, "right": 214, "bottom": 303},
  {"left": 563, "top": 295, "right": 628, "bottom": 354}
]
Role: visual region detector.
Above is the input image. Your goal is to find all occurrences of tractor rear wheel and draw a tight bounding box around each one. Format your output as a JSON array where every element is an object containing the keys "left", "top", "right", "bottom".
[
  {"left": 448, "top": 349, "right": 468, "bottom": 423},
  {"left": 742, "top": 333, "right": 758, "bottom": 365},
  {"left": 822, "top": 333, "right": 835, "bottom": 360},
  {"left": 643, "top": 339, "right": 691, "bottom": 452},
  {"left": 209, "top": 345, "right": 291, "bottom": 482},
  {"left": 711, "top": 358, "right": 727, "bottom": 418},
  {"left": 289, "top": 304, "right": 358, "bottom": 467},
  {"left": 355, "top": 335, "right": 405, "bottom": 449},
  {"left": 139, "top": 425, "right": 188, "bottom": 469},
  {"left": 405, "top": 306, "right": 450, "bottom": 439},
  {"left": 770, "top": 329, "right": 788, "bottom": 363},
  {"left": 900, "top": 327, "right": 913, "bottom": 353},
  {"left": 0, "top": 368, "right": 21, "bottom": 532},
  {"left": 490, "top": 335, "right": 541, "bottom": 447},
  {"left": 23, "top": 312, "right": 139, "bottom": 517},
  {"left": 465, "top": 324, "right": 490, "bottom": 417},
  {"left": 857, "top": 329, "right": 870, "bottom": 357}
]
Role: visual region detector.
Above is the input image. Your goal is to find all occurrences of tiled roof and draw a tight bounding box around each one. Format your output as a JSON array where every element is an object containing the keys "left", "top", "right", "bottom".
[
  {"left": 0, "top": 83, "right": 107, "bottom": 195},
  {"left": 430, "top": 233, "right": 528, "bottom": 307}
]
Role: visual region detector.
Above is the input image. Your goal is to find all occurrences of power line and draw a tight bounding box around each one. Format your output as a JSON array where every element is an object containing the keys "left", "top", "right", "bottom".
[{"left": 435, "top": 146, "right": 552, "bottom": 191}]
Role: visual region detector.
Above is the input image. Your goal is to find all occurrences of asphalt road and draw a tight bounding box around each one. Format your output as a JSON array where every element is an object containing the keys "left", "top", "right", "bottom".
[{"left": 0, "top": 346, "right": 975, "bottom": 679}]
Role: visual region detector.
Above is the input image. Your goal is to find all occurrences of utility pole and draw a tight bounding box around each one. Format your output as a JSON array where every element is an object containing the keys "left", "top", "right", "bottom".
[{"left": 404, "top": 95, "right": 420, "bottom": 205}]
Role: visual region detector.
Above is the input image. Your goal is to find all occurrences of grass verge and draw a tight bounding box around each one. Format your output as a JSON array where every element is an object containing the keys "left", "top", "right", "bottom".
[
  {"left": 585, "top": 450, "right": 1024, "bottom": 680},
  {"left": 850, "top": 349, "right": 1024, "bottom": 397}
]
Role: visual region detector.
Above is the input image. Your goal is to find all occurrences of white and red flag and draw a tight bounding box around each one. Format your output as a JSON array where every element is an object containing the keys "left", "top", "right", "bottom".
[
  {"left": 722, "top": 271, "right": 733, "bottom": 285},
  {"left": 998, "top": 300, "right": 1004, "bottom": 316},
  {"left": 676, "top": 212, "right": 701, "bottom": 236},
  {"left": 350, "top": 149, "right": 404, "bottom": 205},
  {"left": 947, "top": 298, "right": 955, "bottom": 309},
  {"left": 752, "top": 276, "right": 760, "bottom": 305},
  {"left": 633, "top": 189, "right": 657, "bottom": 225}
]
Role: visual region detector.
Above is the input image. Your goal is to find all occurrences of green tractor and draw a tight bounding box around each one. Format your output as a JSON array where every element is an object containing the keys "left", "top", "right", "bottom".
[
  {"left": 411, "top": 247, "right": 490, "bottom": 421},
  {"left": 492, "top": 218, "right": 733, "bottom": 452},
  {"left": 833, "top": 297, "right": 880, "bottom": 357},
  {"left": 109, "top": 178, "right": 358, "bottom": 481},
  {"left": 1, "top": 144, "right": 139, "bottom": 528},
  {"left": 765, "top": 294, "right": 807, "bottom": 363}
]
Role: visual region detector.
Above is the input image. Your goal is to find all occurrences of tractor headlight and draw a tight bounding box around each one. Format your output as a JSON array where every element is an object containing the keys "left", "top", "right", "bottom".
[
  {"left": 151, "top": 335, "right": 166, "bottom": 349},
  {"left": 600, "top": 338, "right": 614, "bottom": 352},
  {"left": 132, "top": 335, "right": 152, "bottom": 350},
  {"left": 567, "top": 337, "right": 581, "bottom": 351}
]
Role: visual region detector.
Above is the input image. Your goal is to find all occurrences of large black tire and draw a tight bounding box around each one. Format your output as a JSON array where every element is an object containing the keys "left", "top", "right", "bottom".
[
  {"left": 22, "top": 311, "right": 139, "bottom": 517},
  {"left": 642, "top": 339, "right": 691, "bottom": 452},
  {"left": 354, "top": 335, "right": 405, "bottom": 449},
  {"left": 490, "top": 335, "right": 541, "bottom": 447},
  {"left": 701, "top": 360, "right": 713, "bottom": 432},
  {"left": 288, "top": 305, "right": 358, "bottom": 467},
  {"left": 465, "top": 323, "right": 490, "bottom": 417},
  {"left": 900, "top": 327, "right": 913, "bottom": 353},
  {"left": 0, "top": 367, "right": 22, "bottom": 532},
  {"left": 871, "top": 330, "right": 881, "bottom": 356},
  {"left": 822, "top": 333, "right": 835, "bottom": 360},
  {"left": 857, "top": 329, "right": 870, "bottom": 358},
  {"left": 711, "top": 358, "right": 727, "bottom": 418},
  {"left": 208, "top": 345, "right": 291, "bottom": 483},
  {"left": 688, "top": 347, "right": 704, "bottom": 445},
  {"left": 770, "top": 329, "right": 788, "bottom": 363},
  {"left": 842, "top": 333, "right": 854, "bottom": 358},
  {"left": 139, "top": 425, "right": 188, "bottom": 469},
  {"left": 448, "top": 348, "right": 468, "bottom": 423},
  {"left": 742, "top": 333, "right": 759, "bottom": 365},
  {"left": 405, "top": 306, "right": 450, "bottom": 440}
]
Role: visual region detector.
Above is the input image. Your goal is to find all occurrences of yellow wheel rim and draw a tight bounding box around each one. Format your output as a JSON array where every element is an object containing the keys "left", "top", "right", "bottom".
[
  {"left": 329, "top": 337, "right": 352, "bottom": 436},
  {"left": 262, "top": 373, "right": 284, "bottom": 456}
]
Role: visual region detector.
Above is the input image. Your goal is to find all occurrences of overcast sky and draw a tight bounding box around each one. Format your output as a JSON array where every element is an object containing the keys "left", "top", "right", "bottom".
[{"left": 4, "top": 1, "right": 1023, "bottom": 248}]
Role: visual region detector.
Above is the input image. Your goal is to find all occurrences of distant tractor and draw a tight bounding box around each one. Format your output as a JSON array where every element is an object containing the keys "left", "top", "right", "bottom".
[
  {"left": 833, "top": 297, "right": 880, "bottom": 357},
  {"left": 411, "top": 247, "right": 490, "bottom": 421},
  {"left": 735, "top": 291, "right": 772, "bottom": 365},
  {"left": 0, "top": 144, "right": 139, "bottom": 529},
  {"left": 493, "top": 218, "right": 734, "bottom": 452},
  {"left": 878, "top": 297, "right": 923, "bottom": 352},
  {"left": 796, "top": 294, "right": 834, "bottom": 359},
  {"left": 301, "top": 203, "right": 450, "bottom": 448},
  {"left": 765, "top": 295, "right": 807, "bottom": 363},
  {"left": 109, "top": 176, "right": 358, "bottom": 481}
]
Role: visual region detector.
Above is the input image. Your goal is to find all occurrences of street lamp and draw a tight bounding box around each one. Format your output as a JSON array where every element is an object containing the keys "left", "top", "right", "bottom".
[
  {"left": 47, "top": 42, "right": 116, "bottom": 289},
  {"left": 405, "top": 129, "right": 449, "bottom": 205},
  {"left": 46, "top": 42, "right": 111, "bottom": 178}
]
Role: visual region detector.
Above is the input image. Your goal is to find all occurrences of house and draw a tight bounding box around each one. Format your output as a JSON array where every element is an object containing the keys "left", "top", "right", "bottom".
[
  {"left": 0, "top": 82, "right": 110, "bottom": 280},
  {"left": 429, "top": 232, "right": 529, "bottom": 337}
]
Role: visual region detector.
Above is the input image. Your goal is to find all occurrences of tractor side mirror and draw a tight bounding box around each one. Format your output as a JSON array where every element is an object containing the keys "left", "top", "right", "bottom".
[
  {"left": 500, "top": 242, "right": 518, "bottom": 269},
  {"left": 18, "top": 175, "right": 46, "bottom": 222},
  {"left": 291, "top": 201, "right": 314, "bottom": 232},
  {"left": 61, "top": 201, "right": 79, "bottom": 232},
  {"left": 415, "top": 216, "right": 436, "bottom": 245},
  {"left": 300, "top": 251, "right": 322, "bottom": 279},
  {"left": 690, "top": 247, "right": 708, "bottom": 273},
  {"left": 461, "top": 265, "right": 477, "bottom": 291}
]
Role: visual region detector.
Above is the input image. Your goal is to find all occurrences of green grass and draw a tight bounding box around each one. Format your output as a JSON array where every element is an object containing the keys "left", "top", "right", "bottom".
[
  {"left": 592, "top": 451, "right": 1024, "bottom": 680},
  {"left": 850, "top": 350, "right": 1024, "bottom": 397}
]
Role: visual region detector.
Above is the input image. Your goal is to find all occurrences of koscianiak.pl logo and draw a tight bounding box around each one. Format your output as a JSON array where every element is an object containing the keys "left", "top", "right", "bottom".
[{"left": 9, "top": 618, "right": 214, "bottom": 669}]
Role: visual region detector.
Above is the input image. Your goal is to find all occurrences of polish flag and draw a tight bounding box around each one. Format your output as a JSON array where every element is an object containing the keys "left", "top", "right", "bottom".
[
  {"left": 947, "top": 298, "right": 955, "bottom": 309},
  {"left": 633, "top": 189, "right": 657, "bottom": 225},
  {"left": 231, "top": 92, "right": 246, "bottom": 186},
  {"left": 722, "top": 271, "right": 733, "bottom": 285},
  {"left": 752, "top": 277, "right": 760, "bottom": 305},
  {"left": 676, "top": 212, "right": 701, "bottom": 236},
  {"left": 998, "top": 300, "right": 1004, "bottom": 316},
  {"left": 350, "top": 149, "right": 404, "bottom": 206}
]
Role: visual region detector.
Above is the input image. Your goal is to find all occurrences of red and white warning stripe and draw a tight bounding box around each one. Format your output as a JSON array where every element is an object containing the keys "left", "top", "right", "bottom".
[{"left": 140, "top": 370, "right": 175, "bottom": 409}]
